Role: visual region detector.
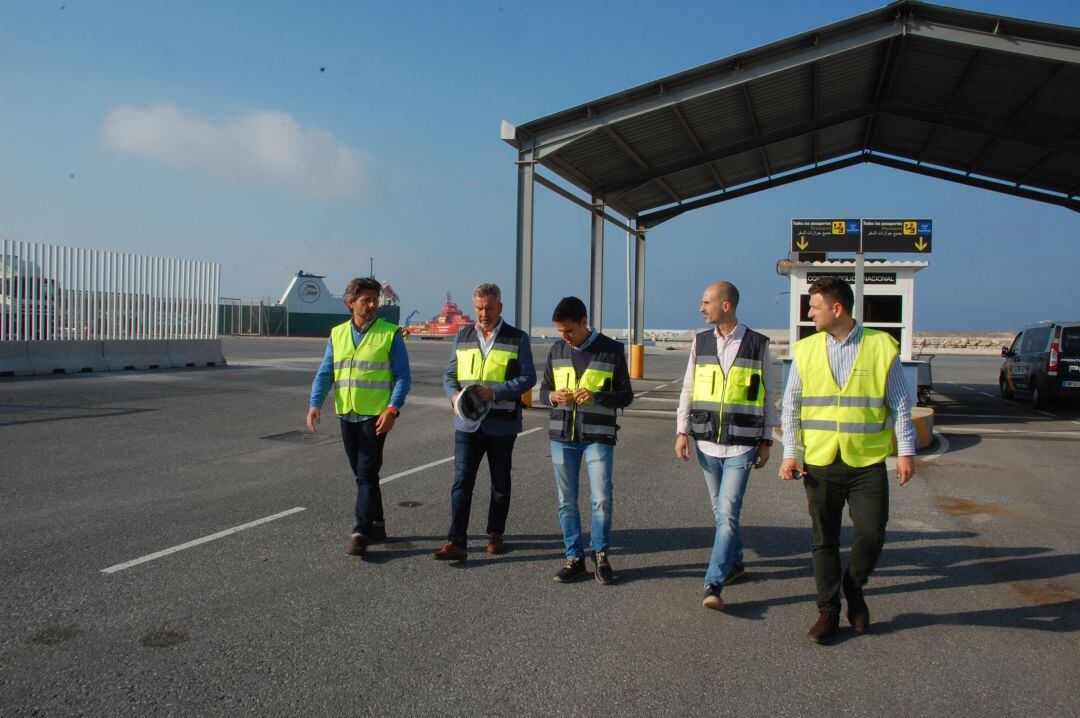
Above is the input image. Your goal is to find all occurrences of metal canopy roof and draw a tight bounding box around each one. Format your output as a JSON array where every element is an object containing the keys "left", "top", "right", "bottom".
[{"left": 503, "top": 1, "right": 1080, "bottom": 228}]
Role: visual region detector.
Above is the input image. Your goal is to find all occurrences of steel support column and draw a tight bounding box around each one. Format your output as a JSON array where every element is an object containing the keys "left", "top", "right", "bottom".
[
  {"left": 590, "top": 195, "right": 604, "bottom": 331},
  {"left": 631, "top": 222, "right": 646, "bottom": 379},
  {"left": 514, "top": 149, "right": 536, "bottom": 334}
]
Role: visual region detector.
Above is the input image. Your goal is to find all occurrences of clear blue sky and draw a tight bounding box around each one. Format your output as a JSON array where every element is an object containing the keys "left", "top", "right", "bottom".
[{"left": 2, "top": 0, "right": 1077, "bottom": 332}]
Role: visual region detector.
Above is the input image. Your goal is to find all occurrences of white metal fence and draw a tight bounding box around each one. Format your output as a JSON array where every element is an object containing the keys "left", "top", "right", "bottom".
[{"left": 0, "top": 240, "right": 219, "bottom": 342}]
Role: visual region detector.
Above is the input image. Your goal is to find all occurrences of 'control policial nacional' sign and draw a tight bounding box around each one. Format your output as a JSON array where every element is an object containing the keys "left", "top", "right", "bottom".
[
  {"left": 862, "top": 219, "right": 932, "bottom": 253},
  {"left": 791, "top": 219, "right": 860, "bottom": 253}
]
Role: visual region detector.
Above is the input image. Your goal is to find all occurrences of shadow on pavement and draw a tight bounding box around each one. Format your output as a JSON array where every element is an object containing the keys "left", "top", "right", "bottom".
[{"left": 875, "top": 598, "right": 1080, "bottom": 634}]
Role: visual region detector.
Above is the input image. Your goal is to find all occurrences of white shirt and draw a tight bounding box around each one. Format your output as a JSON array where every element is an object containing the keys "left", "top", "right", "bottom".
[
  {"left": 477, "top": 319, "right": 503, "bottom": 357},
  {"left": 677, "top": 323, "right": 780, "bottom": 459}
]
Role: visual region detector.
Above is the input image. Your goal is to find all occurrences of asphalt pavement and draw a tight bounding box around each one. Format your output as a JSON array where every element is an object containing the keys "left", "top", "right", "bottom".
[{"left": 0, "top": 339, "right": 1077, "bottom": 716}]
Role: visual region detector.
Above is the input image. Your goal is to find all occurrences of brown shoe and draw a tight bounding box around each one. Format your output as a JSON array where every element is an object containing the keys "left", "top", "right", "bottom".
[
  {"left": 433, "top": 542, "right": 467, "bottom": 561},
  {"left": 347, "top": 534, "right": 368, "bottom": 557},
  {"left": 807, "top": 612, "right": 839, "bottom": 644},
  {"left": 486, "top": 533, "right": 506, "bottom": 555}
]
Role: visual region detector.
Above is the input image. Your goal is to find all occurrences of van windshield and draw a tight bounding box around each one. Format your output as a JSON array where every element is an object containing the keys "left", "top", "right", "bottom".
[{"left": 1061, "top": 327, "right": 1080, "bottom": 355}]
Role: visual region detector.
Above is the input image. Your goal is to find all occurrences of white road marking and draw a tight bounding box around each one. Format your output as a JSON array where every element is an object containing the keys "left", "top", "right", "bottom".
[
  {"left": 101, "top": 507, "right": 307, "bottom": 574},
  {"left": 923, "top": 432, "right": 950, "bottom": 462},
  {"left": 624, "top": 409, "right": 677, "bottom": 417},
  {"left": 379, "top": 426, "right": 546, "bottom": 485},
  {"left": 634, "top": 380, "right": 672, "bottom": 399},
  {"left": 978, "top": 391, "right": 995, "bottom": 398},
  {"left": 940, "top": 426, "right": 1080, "bottom": 438},
  {"left": 960, "top": 385, "right": 974, "bottom": 391},
  {"left": 635, "top": 397, "right": 679, "bottom": 403},
  {"left": 933, "top": 413, "right": 1045, "bottom": 420}
]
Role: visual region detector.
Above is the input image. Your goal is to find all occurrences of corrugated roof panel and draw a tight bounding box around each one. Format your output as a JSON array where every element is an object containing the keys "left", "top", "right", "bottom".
[
  {"left": 890, "top": 37, "right": 973, "bottom": 109},
  {"left": 947, "top": 52, "right": 1050, "bottom": 123},
  {"left": 873, "top": 115, "right": 933, "bottom": 157},
  {"left": 663, "top": 164, "right": 723, "bottom": 200},
  {"left": 620, "top": 183, "right": 674, "bottom": 213},
  {"left": 715, "top": 148, "right": 766, "bottom": 188},
  {"left": 1012, "top": 67, "right": 1080, "bottom": 135},
  {"left": 816, "top": 118, "right": 867, "bottom": 158},
  {"left": 1020, "top": 153, "right": 1078, "bottom": 195},
  {"left": 919, "top": 126, "right": 988, "bottom": 168},
  {"left": 745, "top": 66, "right": 815, "bottom": 132},
  {"left": 609, "top": 109, "right": 701, "bottom": 170},
  {"left": 557, "top": 133, "right": 642, "bottom": 186},
  {"left": 676, "top": 87, "right": 759, "bottom": 151},
  {"left": 975, "top": 139, "right": 1050, "bottom": 182},
  {"left": 764, "top": 134, "right": 815, "bottom": 175},
  {"left": 816, "top": 43, "right": 880, "bottom": 110}
]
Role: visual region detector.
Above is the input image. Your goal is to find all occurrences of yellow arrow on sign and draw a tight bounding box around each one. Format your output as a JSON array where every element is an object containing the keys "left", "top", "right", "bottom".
[
  {"left": 796, "top": 237, "right": 809, "bottom": 250},
  {"left": 914, "top": 238, "right": 928, "bottom": 251}
]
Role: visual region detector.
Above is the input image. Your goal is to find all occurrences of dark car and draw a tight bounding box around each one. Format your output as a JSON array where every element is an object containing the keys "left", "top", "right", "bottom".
[{"left": 999, "top": 321, "right": 1080, "bottom": 408}]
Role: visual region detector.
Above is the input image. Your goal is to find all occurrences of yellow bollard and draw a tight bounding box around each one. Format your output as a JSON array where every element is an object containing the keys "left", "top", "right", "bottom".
[{"left": 630, "top": 344, "right": 645, "bottom": 379}]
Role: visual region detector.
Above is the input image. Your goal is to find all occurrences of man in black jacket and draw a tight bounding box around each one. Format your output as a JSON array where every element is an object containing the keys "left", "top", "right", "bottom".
[{"left": 539, "top": 297, "right": 633, "bottom": 585}]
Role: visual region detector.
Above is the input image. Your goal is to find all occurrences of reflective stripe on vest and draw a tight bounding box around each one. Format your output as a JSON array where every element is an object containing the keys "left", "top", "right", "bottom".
[
  {"left": 792, "top": 328, "right": 897, "bottom": 468},
  {"left": 688, "top": 329, "right": 768, "bottom": 446},
  {"left": 548, "top": 343, "right": 618, "bottom": 443},
  {"left": 331, "top": 318, "right": 397, "bottom": 416},
  {"left": 455, "top": 325, "right": 522, "bottom": 422}
]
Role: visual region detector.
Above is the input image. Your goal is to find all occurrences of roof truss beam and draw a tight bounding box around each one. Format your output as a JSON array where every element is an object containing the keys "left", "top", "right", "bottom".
[
  {"left": 524, "top": 19, "right": 904, "bottom": 160},
  {"left": 602, "top": 103, "right": 877, "bottom": 198},
  {"left": 881, "top": 101, "right": 1080, "bottom": 159},
  {"left": 907, "top": 18, "right": 1080, "bottom": 65}
]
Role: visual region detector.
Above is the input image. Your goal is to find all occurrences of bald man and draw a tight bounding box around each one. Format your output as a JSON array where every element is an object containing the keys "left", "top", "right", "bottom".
[{"left": 675, "top": 281, "right": 779, "bottom": 611}]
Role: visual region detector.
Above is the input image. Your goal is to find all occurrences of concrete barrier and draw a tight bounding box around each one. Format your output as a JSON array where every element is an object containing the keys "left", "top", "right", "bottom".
[
  {"left": 26, "top": 341, "right": 108, "bottom": 374},
  {"left": 0, "top": 342, "right": 32, "bottom": 375},
  {"left": 102, "top": 340, "right": 172, "bottom": 371},
  {"left": 167, "top": 339, "right": 225, "bottom": 368}
]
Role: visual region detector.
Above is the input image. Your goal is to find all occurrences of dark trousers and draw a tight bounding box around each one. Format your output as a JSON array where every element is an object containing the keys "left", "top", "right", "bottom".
[
  {"left": 340, "top": 418, "right": 387, "bottom": 536},
  {"left": 448, "top": 429, "right": 516, "bottom": 546},
  {"left": 804, "top": 458, "right": 889, "bottom": 613}
]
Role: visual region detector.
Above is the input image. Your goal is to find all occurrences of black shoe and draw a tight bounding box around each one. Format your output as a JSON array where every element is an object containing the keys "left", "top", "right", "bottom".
[
  {"left": 723, "top": 563, "right": 747, "bottom": 586},
  {"left": 368, "top": 523, "right": 387, "bottom": 544},
  {"left": 553, "top": 557, "right": 587, "bottom": 583},
  {"left": 702, "top": 584, "right": 724, "bottom": 611},
  {"left": 591, "top": 551, "right": 615, "bottom": 585},
  {"left": 807, "top": 611, "right": 839, "bottom": 644},
  {"left": 843, "top": 574, "right": 870, "bottom": 633}
]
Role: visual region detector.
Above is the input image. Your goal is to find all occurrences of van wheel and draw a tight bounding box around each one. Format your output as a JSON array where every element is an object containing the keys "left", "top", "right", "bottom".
[
  {"left": 999, "top": 374, "right": 1014, "bottom": 399},
  {"left": 1031, "top": 382, "right": 1047, "bottom": 409}
]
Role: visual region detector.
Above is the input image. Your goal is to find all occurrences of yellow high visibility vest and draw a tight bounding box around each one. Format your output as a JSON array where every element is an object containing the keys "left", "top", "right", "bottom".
[
  {"left": 792, "top": 328, "right": 897, "bottom": 467},
  {"left": 455, "top": 324, "right": 524, "bottom": 423},
  {"left": 689, "top": 328, "right": 768, "bottom": 445},
  {"left": 549, "top": 341, "right": 617, "bottom": 442},
  {"left": 331, "top": 318, "right": 397, "bottom": 416}
]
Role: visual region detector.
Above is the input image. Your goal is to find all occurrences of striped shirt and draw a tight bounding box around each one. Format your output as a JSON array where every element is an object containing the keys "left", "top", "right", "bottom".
[
  {"left": 676, "top": 323, "right": 780, "bottom": 459},
  {"left": 781, "top": 323, "right": 915, "bottom": 459}
]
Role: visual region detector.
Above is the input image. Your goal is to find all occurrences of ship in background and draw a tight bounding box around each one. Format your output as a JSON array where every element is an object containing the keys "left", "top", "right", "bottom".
[
  {"left": 219, "top": 271, "right": 400, "bottom": 337},
  {"left": 405, "top": 293, "right": 472, "bottom": 337}
]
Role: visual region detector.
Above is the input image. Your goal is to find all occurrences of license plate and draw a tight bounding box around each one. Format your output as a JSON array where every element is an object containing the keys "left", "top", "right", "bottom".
[{"left": 1062, "top": 381, "right": 1080, "bottom": 388}]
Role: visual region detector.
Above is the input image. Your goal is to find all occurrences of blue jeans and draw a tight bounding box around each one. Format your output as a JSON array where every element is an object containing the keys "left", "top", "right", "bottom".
[
  {"left": 697, "top": 446, "right": 757, "bottom": 589},
  {"left": 550, "top": 440, "right": 614, "bottom": 559}
]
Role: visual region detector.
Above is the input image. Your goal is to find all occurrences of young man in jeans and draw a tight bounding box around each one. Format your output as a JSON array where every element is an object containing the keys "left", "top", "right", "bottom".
[
  {"left": 675, "top": 281, "right": 778, "bottom": 611},
  {"left": 540, "top": 297, "right": 633, "bottom": 584}
]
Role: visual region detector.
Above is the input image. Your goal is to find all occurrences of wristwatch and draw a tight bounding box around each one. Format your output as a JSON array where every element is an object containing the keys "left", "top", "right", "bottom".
[{"left": 386, "top": 406, "right": 400, "bottom": 417}]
